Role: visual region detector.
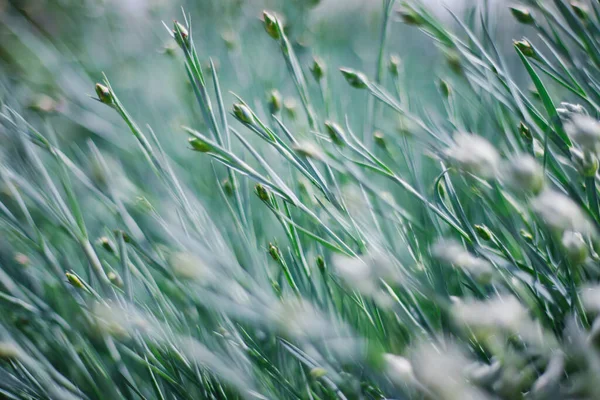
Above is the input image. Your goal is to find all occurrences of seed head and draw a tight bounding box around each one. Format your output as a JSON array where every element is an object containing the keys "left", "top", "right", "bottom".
[
  {"left": 501, "top": 154, "right": 545, "bottom": 195},
  {"left": 97, "top": 236, "right": 114, "bottom": 253},
  {"left": 515, "top": 39, "right": 535, "bottom": 58},
  {"left": 233, "top": 103, "right": 255, "bottom": 124},
  {"left": 95, "top": 83, "right": 112, "bottom": 106},
  {"left": 324, "top": 121, "right": 346, "bottom": 146},
  {"left": 532, "top": 189, "right": 594, "bottom": 235},
  {"left": 373, "top": 131, "right": 386, "bottom": 148},
  {"left": 188, "top": 137, "right": 212, "bottom": 153},
  {"left": 310, "top": 57, "right": 326, "bottom": 81},
  {"left": 268, "top": 89, "right": 282, "bottom": 114},
  {"left": 474, "top": 225, "right": 492, "bottom": 241},
  {"left": 339, "top": 68, "right": 368, "bottom": 89},
  {"left": 571, "top": 148, "right": 599, "bottom": 177},
  {"left": 509, "top": 6, "right": 535, "bottom": 25},
  {"left": 439, "top": 79, "right": 451, "bottom": 98},
  {"left": 263, "top": 11, "right": 281, "bottom": 40}
]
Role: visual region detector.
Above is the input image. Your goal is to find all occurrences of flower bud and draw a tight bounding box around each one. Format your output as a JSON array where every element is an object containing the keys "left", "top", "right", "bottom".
[
  {"left": 108, "top": 271, "right": 124, "bottom": 288},
  {"left": 562, "top": 231, "right": 588, "bottom": 265},
  {"left": 474, "top": 225, "right": 493, "bottom": 241},
  {"left": 502, "top": 154, "right": 545, "bottom": 195},
  {"left": 445, "top": 51, "right": 463, "bottom": 75},
  {"left": 255, "top": 184, "right": 271, "bottom": 202},
  {"left": 571, "top": 148, "right": 599, "bottom": 177},
  {"left": 316, "top": 255, "right": 326, "bottom": 272},
  {"left": 188, "top": 137, "right": 212, "bottom": 153},
  {"left": 222, "top": 178, "right": 234, "bottom": 197},
  {"left": 519, "top": 122, "right": 532, "bottom": 142},
  {"left": 396, "top": 5, "right": 424, "bottom": 26},
  {"left": 324, "top": 121, "right": 346, "bottom": 146},
  {"left": 520, "top": 229, "right": 534, "bottom": 243},
  {"left": 571, "top": 1, "right": 589, "bottom": 20},
  {"left": 374, "top": 131, "right": 386, "bottom": 148},
  {"left": 389, "top": 55, "right": 401, "bottom": 77},
  {"left": 66, "top": 272, "right": 84, "bottom": 289},
  {"left": 510, "top": 7, "right": 535, "bottom": 25},
  {"left": 515, "top": 39, "right": 535, "bottom": 57},
  {"left": 284, "top": 98, "right": 297, "bottom": 120},
  {"left": 173, "top": 21, "right": 189, "bottom": 47},
  {"left": 263, "top": 11, "right": 281, "bottom": 40},
  {"left": 310, "top": 367, "right": 327, "bottom": 379},
  {"left": 268, "top": 243, "right": 281, "bottom": 262},
  {"left": 439, "top": 79, "right": 451, "bottom": 98},
  {"left": 268, "top": 89, "right": 282, "bottom": 114},
  {"left": 0, "top": 342, "right": 19, "bottom": 360},
  {"left": 233, "top": 103, "right": 255, "bottom": 124},
  {"left": 310, "top": 57, "right": 326, "bottom": 81},
  {"left": 339, "top": 68, "right": 368, "bottom": 89},
  {"left": 95, "top": 83, "right": 112, "bottom": 106},
  {"left": 97, "top": 236, "right": 114, "bottom": 253}
]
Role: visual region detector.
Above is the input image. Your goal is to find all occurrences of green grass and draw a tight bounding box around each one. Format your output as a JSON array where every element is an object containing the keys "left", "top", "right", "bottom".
[{"left": 3, "top": 0, "right": 600, "bottom": 399}]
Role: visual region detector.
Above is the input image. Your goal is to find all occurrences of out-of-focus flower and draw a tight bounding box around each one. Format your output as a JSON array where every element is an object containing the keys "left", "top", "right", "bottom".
[
  {"left": 431, "top": 239, "right": 494, "bottom": 283},
  {"left": 501, "top": 154, "right": 544, "bottom": 194},
  {"left": 581, "top": 285, "right": 600, "bottom": 314},
  {"left": 169, "top": 252, "right": 215, "bottom": 283},
  {"left": 410, "top": 341, "right": 491, "bottom": 400},
  {"left": 531, "top": 189, "right": 594, "bottom": 235},
  {"left": 566, "top": 115, "right": 600, "bottom": 152},
  {"left": 561, "top": 231, "right": 588, "bottom": 265},
  {"left": 383, "top": 353, "right": 414, "bottom": 386},
  {"left": 571, "top": 147, "right": 599, "bottom": 177},
  {"left": 445, "top": 132, "right": 500, "bottom": 178}
]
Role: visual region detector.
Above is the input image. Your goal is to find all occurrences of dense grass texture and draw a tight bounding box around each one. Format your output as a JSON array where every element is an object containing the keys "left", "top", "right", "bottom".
[{"left": 4, "top": 0, "right": 600, "bottom": 398}]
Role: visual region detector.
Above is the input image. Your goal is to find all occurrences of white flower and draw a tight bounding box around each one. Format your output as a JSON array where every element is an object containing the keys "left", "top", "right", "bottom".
[
  {"left": 561, "top": 231, "right": 588, "bottom": 265},
  {"left": 566, "top": 115, "right": 600, "bottom": 152},
  {"left": 501, "top": 154, "right": 544, "bottom": 194},
  {"left": 445, "top": 132, "right": 500, "bottom": 178},
  {"left": 531, "top": 189, "right": 594, "bottom": 235},
  {"left": 581, "top": 285, "right": 600, "bottom": 314},
  {"left": 431, "top": 239, "right": 493, "bottom": 283},
  {"left": 452, "top": 296, "right": 530, "bottom": 334},
  {"left": 383, "top": 353, "right": 414, "bottom": 386}
]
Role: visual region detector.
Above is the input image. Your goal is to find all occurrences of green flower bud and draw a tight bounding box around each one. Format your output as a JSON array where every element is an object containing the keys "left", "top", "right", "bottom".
[
  {"left": 324, "top": 121, "right": 346, "bottom": 146},
  {"left": 233, "top": 103, "right": 255, "bottom": 124},
  {"left": 316, "top": 255, "right": 326, "bottom": 272},
  {"left": 108, "top": 271, "right": 123, "bottom": 288},
  {"left": 519, "top": 122, "right": 532, "bottom": 142},
  {"left": 388, "top": 54, "right": 401, "bottom": 77},
  {"left": 562, "top": 231, "right": 588, "bottom": 265},
  {"left": 95, "top": 83, "right": 113, "bottom": 106},
  {"left": 268, "top": 243, "right": 280, "bottom": 262},
  {"left": 397, "top": 4, "right": 424, "bottom": 26},
  {"left": 263, "top": 11, "right": 281, "bottom": 40},
  {"left": 255, "top": 184, "right": 271, "bottom": 202},
  {"left": 520, "top": 229, "right": 534, "bottom": 243},
  {"left": 374, "top": 131, "right": 386, "bottom": 148},
  {"left": 268, "top": 89, "right": 282, "bottom": 114},
  {"left": 222, "top": 178, "right": 234, "bottom": 197},
  {"left": 515, "top": 39, "right": 535, "bottom": 58},
  {"left": 509, "top": 7, "right": 535, "bottom": 25},
  {"left": 571, "top": 1, "right": 589, "bottom": 20},
  {"left": 310, "top": 57, "right": 326, "bottom": 81},
  {"left": 339, "top": 68, "right": 368, "bottom": 89},
  {"left": 188, "top": 137, "right": 212, "bottom": 153},
  {"left": 310, "top": 367, "right": 327, "bottom": 379},
  {"left": 571, "top": 148, "right": 599, "bottom": 177},
  {"left": 66, "top": 272, "right": 84, "bottom": 289},
  {"left": 439, "top": 79, "right": 451, "bottom": 98},
  {"left": 474, "top": 225, "right": 493, "bottom": 241},
  {"left": 173, "top": 21, "right": 189, "bottom": 47},
  {"left": 445, "top": 51, "right": 463, "bottom": 75},
  {"left": 97, "top": 236, "right": 115, "bottom": 253},
  {"left": 283, "top": 98, "right": 297, "bottom": 120}
]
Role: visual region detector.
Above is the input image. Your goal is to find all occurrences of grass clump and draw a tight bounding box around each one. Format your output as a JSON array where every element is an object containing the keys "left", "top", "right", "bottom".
[{"left": 3, "top": 0, "right": 600, "bottom": 399}]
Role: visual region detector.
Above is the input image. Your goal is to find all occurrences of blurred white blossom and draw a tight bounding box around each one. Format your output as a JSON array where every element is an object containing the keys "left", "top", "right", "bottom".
[
  {"left": 383, "top": 353, "right": 415, "bottom": 386},
  {"left": 561, "top": 231, "right": 588, "bottom": 265},
  {"left": 445, "top": 132, "right": 500, "bottom": 178},
  {"left": 531, "top": 189, "right": 594, "bottom": 235},
  {"left": 566, "top": 115, "right": 600, "bottom": 152},
  {"left": 431, "top": 239, "right": 494, "bottom": 283},
  {"left": 501, "top": 154, "right": 544, "bottom": 194}
]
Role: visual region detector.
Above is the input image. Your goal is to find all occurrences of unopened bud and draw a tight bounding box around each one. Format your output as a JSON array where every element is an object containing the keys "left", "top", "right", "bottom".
[
  {"left": 222, "top": 178, "right": 234, "bottom": 197},
  {"left": 519, "top": 122, "right": 532, "bottom": 142},
  {"left": 263, "top": 11, "right": 281, "bottom": 40},
  {"left": 66, "top": 272, "right": 84, "bottom": 289},
  {"left": 562, "top": 231, "right": 588, "bottom": 265},
  {"left": 311, "top": 57, "right": 326, "bottom": 81},
  {"left": 284, "top": 98, "right": 297, "bottom": 120},
  {"left": 475, "top": 225, "right": 493, "bottom": 241},
  {"left": 97, "top": 236, "right": 115, "bottom": 253},
  {"left": 173, "top": 21, "right": 189, "bottom": 47},
  {"left": 446, "top": 51, "right": 463, "bottom": 74},
  {"left": 0, "top": 343, "right": 19, "bottom": 360},
  {"left": 571, "top": 148, "right": 599, "bottom": 177},
  {"left": 439, "top": 79, "right": 451, "bottom": 98},
  {"left": 510, "top": 7, "right": 535, "bottom": 25},
  {"left": 95, "top": 83, "right": 112, "bottom": 106},
  {"left": 340, "top": 68, "right": 368, "bottom": 89},
  {"left": 233, "top": 103, "right": 255, "bottom": 124},
  {"left": 515, "top": 39, "right": 535, "bottom": 58},
  {"left": 520, "top": 229, "right": 534, "bottom": 243},
  {"left": 188, "top": 137, "right": 212, "bottom": 153},
  {"left": 310, "top": 367, "right": 328, "bottom": 379},
  {"left": 268, "top": 89, "right": 282, "bottom": 114},
  {"left": 389, "top": 55, "right": 401, "bottom": 77},
  {"left": 108, "top": 271, "right": 123, "bottom": 288},
  {"left": 316, "top": 255, "right": 326, "bottom": 272},
  {"left": 397, "top": 5, "right": 424, "bottom": 26},
  {"left": 268, "top": 243, "right": 281, "bottom": 262},
  {"left": 324, "top": 121, "right": 346, "bottom": 146},
  {"left": 374, "top": 131, "right": 386, "bottom": 148},
  {"left": 571, "top": 1, "right": 589, "bottom": 20},
  {"left": 255, "top": 184, "right": 271, "bottom": 202}
]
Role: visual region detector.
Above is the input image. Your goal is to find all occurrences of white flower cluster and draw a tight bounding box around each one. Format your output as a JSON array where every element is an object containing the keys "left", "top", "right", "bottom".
[
  {"left": 531, "top": 189, "right": 594, "bottom": 236},
  {"left": 445, "top": 132, "right": 500, "bottom": 178}
]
